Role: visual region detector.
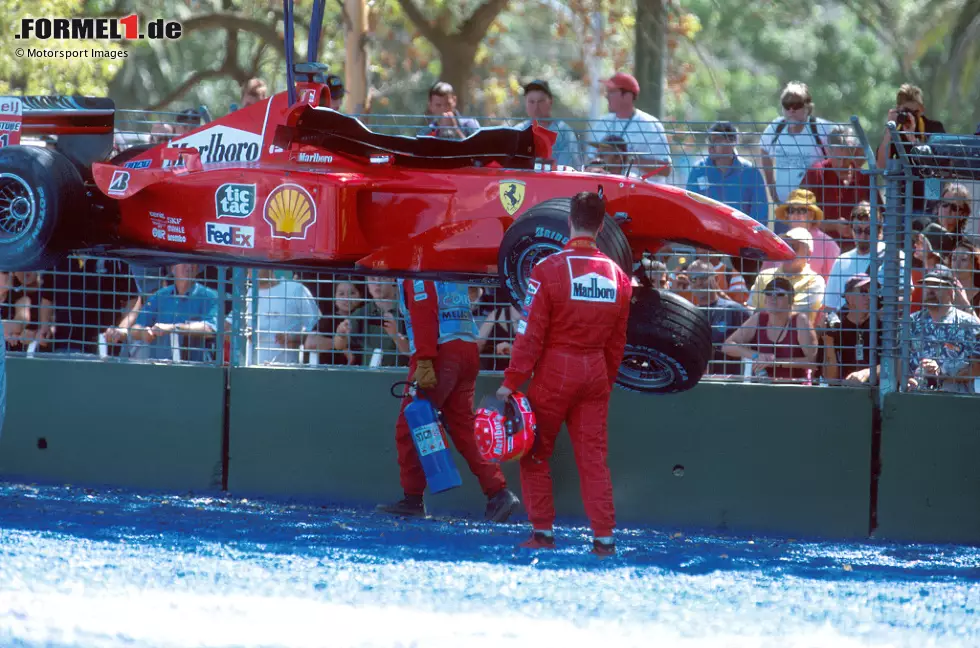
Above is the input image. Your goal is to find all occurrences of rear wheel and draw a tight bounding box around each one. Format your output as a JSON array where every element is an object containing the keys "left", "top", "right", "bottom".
[
  {"left": 498, "top": 197, "right": 632, "bottom": 309},
  {"left": 0, "top": 146, "right": 81, "bottom": 271},
  {"left": 616, "top": 287, "right": 712, "bottom": 394}
]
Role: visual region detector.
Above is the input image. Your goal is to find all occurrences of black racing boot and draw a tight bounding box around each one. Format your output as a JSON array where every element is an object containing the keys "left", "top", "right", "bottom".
[
  {"left": 484, "top": 488, "right": 520, "bottom": 523},
  {"left": 592, "top": 539, "right": 616, "bottom": 557},
  {"left": 377, "top": 494, "right": 426, "bottom": 518}
]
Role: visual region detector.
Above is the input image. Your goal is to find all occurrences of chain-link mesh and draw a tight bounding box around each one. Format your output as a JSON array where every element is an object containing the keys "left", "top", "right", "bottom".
[{"left": 4, "top": 109, "right": 977, "bottom": 393}]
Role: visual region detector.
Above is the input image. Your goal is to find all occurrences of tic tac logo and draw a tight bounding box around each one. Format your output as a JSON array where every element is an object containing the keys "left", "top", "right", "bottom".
[
  {"left": 567, "top": 256, "right": 618, "bottom": 303},
  {"left": 206, "top": 222, "right": 255, "bottom": 249},
  {"left": 215, "top": 183, "right": 256, "bottom": 219},
  {"left": 263, "top": 183, "right": 316, "bottom": 240},
  {"left": 16, "top": 16, "right": 182, "bottom": 40}
]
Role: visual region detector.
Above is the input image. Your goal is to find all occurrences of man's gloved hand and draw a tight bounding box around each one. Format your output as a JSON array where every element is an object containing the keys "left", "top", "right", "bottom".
[{"left": 413, "top": 359, "right": 437, "bottom": 389}]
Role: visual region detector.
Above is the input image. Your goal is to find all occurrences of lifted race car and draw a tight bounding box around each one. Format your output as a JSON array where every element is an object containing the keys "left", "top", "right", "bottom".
[{"left": 0, "top": 5, "right": 793, "bottom": 393}]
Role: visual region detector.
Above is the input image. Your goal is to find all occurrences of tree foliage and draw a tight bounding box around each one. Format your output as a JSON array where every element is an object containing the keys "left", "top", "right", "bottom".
[
  {"left": 0, "top": 0, "right": 123, "bottom": 96},
  {"left": 4, "top": 0, "right": 975, "bottom": 139}
]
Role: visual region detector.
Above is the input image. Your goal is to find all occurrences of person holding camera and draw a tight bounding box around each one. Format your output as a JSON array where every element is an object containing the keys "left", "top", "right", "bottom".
[{"left": 875, "top": 84, "right": 946, "bottom": 222}]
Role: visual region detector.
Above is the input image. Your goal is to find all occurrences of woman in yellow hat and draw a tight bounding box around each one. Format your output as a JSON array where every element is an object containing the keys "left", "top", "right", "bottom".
[{"left": 763, "top": 189, "right": 840, "bottom": 280}]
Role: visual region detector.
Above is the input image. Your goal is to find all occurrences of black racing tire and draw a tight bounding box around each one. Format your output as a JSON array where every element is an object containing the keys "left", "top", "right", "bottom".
[
  {"left": 616, "top": 287, "right": 712, "bottom": 394},
  {"left": 498, "top": 197, "right": 632, "bottom": 309},
  {"left": 0, "top": 146, "right": 82, "bottom": 271}
]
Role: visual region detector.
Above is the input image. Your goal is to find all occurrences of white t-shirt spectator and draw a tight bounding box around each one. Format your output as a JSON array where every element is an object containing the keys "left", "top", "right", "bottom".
[
  {"left": 591, "top": 109, "right": 672, "bottom": 184},
  {"left": 823, "top": 242, "right": 906, "bottom": 311},
  {"left": 244, "top": 279, "right": 320, "bottom": 365},
  {"left": 760, "top": 117, "right": 835, "bottom": 202}
]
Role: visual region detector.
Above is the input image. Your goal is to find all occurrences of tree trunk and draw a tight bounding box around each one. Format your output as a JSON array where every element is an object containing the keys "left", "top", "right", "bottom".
[
  {"left": 344, "top": 0, "right": 369, "bottom": 114},
  {"left": 435, "top": 41, "right": 478, "bottom": 113},
  {"left": 634, "top": 0, "right": 667, "bottom": 117}
]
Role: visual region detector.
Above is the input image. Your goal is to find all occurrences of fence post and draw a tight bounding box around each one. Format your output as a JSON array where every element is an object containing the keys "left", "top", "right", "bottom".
[
  {"left": 229, "top": 267, "right": 248, "bottom": 367},
  {"left": 878, "top": 156, "right": 907, "bottom": 403},
  {"left": 852, "top": 116, "right": 881, "bottom": 388}
]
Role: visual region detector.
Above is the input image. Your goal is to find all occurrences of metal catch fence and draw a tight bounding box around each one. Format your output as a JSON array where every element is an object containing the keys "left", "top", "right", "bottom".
[{"left": 3, "top": 110, "right": 977, "bottom": 395}]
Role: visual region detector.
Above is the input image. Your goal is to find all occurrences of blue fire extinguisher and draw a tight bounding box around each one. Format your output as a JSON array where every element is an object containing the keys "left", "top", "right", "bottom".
[{"left": 393, "top": 381, "right": 462, "bottom": 494}]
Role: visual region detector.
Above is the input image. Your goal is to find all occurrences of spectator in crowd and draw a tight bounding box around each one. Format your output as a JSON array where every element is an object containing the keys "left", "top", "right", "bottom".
[
  {"left": 240, "top": 78, "right": 268, "bottom": 109},
  {"left": 949, "top": 242, "right": 980, "bottom": 316},
  {"left": 686, "top": 259, "right": 751, "bottom": 376},
  {"left": 344, "top": 276, "right": 409, "bottom": 367},
  {"left": 876, "top": 83, "right": 946, "bottom": 226},
  {"left": 801, "top": 125, "right": 872, "bottom": 247},
  {"left": 590, "top": 72, "right": 672, "bottom": 182},
  {"left": 722, "top": 276, "right": 819, "bottom": 382},
  {"left": 875, "top": 83, "right": 945, "bottom": 171},
  {"left": 514, "top": 79, "right": 581, "bottom": 168},
  {"left": 823, "top": 201, "right": 905, "bottom": 313},
  {"left": 50, "top": 257, "right": 140, "bottom": 357},
  {"left": 304, "top": 277, "right": 365, "bottom": 365},
  {"left": 766, "top": 189, "right": 840, "bottom": 280},
  {"left": 237, "top": 269, "right": 320, "bottom": 365},
  {"left": 469, "top": 286, "right": 514, "bottom": 372},
  {"left": 748, "top": 227, "right": 826, "bottom": 324},
  {"left": 583, "top": 135, "right": 643, "bottom": 178},
  {"left": 174, "top": 108, "right": 200, "bottom": 135},
  {"left": 823, "top": 273, "right": 879, "bottom": 384},
  {"left": 907, "top": 265, "right": 980, "bottom": 394},
  {"left": 5, "top": 272, "right": 54, "bottom": 352},
  {"left": 695, "top": 250, "right": 749, "bottom": 304},
  {"left": 149, "top": 122, "right": 174, "bottom": 144},
  {"left": 922, "top": 182, "right": 974, "bottom": 255},
  {"left": 106, "top": 264, "right": 219, "bottom": 362},
  {"left": 325, "top": 74, "right": 346, "bottom": 111},
  {"left": 760, "top": 81, "right": 834, "bottom": 206},
  {"left": 685, "top": 121, "right": 769, "bottom": 227},
  {"left": 633, "top": 256, "right": 670, "bottom": 289},
  {"left": 418, "top": 81, "right": 480, "bottom": 140}
]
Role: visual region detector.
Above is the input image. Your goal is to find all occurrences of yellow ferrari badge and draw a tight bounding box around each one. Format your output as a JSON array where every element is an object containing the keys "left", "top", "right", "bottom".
[{"left": 498, "top": 180, "right": 526, "bottom": 216}]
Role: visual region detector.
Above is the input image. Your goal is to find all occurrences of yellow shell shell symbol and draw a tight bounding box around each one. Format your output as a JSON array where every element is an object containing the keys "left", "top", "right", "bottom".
[{"left": 264, "top": 184, "right": 316, "bottom": 239}]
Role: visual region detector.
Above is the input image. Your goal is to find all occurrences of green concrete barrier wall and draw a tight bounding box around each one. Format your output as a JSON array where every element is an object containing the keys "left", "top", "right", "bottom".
[
  {"left": 875, "top": 391, "right": 980, "bottom": 545},
  {"left": 228, "top": 369, "right": 874, "bottom": 539},
  {"left": 0, "top": 358, "right": 225, "bottom": 492}
]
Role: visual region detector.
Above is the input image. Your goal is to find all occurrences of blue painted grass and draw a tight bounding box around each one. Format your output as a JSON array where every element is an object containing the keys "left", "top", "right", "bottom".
[{"left": 1, "top": 482, "right": 978, "bottom": 647}]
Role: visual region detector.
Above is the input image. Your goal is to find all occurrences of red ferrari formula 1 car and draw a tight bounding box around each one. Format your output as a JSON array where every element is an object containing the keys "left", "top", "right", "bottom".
[{"left": 0, "top": 64, "right": 792, "bottom": 393}]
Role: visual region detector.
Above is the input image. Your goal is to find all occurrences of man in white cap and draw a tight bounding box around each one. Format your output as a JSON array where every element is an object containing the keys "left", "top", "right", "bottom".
[{"left": 748, "top": 227, "right": 826, "bottom": 324}]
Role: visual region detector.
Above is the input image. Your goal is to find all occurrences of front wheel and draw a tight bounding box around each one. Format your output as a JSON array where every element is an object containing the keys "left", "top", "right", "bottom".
[{"left": 616, "top": 287, "right": 712, "bottom": 394}]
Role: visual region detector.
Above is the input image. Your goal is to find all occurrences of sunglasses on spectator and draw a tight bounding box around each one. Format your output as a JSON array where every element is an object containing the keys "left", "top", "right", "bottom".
[
  {"left": 787, "top": 206, "right": 811, "bottom": 215},
  {"left": 851, "top": 224, "right": 871, "bottom": 234},
  {"left": 764, "top": 290, "right": 793, "bottom": 298},
  {"left": 782, "top": 101, "right": 805, "bottom": 111}
]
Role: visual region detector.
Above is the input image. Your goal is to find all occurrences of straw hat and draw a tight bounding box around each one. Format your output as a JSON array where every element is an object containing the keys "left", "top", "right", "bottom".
[{"left": 775, "top": 188, "right": 824, "bottom": 223}]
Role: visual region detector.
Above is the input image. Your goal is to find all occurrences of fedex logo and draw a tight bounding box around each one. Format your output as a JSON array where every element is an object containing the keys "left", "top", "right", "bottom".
[
  {"left": 206, "top": 222, "right": 254, "bottom": 248},
  {"left": 567, "top": 256, "right": 617, "bottom": 303}
]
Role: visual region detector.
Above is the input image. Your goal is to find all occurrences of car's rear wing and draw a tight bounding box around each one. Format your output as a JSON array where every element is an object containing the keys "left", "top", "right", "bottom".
[{"left": 0, "top": 95, "right": 116, "bottom": 168}]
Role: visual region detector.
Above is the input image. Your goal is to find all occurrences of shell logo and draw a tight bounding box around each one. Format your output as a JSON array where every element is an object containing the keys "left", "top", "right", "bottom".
[{"left": 263, "top": 183, "right": 317, "bottom": 240}]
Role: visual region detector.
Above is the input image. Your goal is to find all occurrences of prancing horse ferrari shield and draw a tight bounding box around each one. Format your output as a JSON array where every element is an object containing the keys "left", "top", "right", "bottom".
[{"left": 499, "top": 180, "right": 526, "bottom": 216}]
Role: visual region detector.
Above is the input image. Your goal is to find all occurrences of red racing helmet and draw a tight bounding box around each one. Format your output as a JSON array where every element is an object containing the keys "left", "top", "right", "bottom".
[{"left": 474, "top": 392, "right": 537, "bottom": 463}]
